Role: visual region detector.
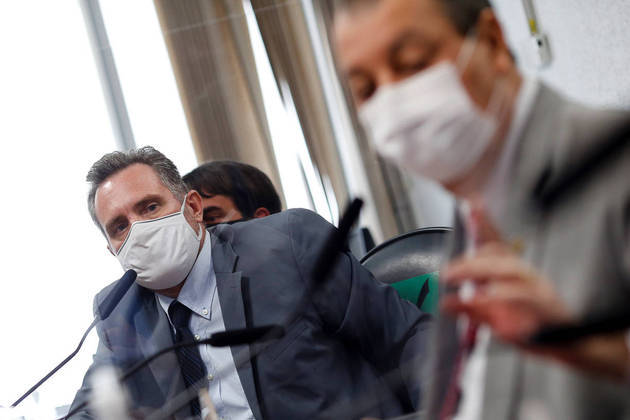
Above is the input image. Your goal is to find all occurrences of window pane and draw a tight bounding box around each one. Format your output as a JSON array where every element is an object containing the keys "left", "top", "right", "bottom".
[{"left": 0, "top": 1, "right": 121, "bottom": 414}]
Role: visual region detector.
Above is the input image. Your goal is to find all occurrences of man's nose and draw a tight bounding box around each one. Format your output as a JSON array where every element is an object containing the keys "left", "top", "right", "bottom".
[
  {"left": 376, "top": 68, "right": 408, "bottom": 88},
  {"left": 113, "top": 215, "right": 142, "bottom": 253}
]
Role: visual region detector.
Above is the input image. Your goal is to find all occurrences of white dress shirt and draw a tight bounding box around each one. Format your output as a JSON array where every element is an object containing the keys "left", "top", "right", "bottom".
[
  {"left": 157, "top": 234, "right": 255, "bottom": 420},
  {"left": 454, "top": 76, "right": 540, "bottom": 420}
]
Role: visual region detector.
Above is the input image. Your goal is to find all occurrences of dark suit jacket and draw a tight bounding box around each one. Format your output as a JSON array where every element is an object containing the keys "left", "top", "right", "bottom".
[{"left": 69, "top": 209, "right": 431, "bottom": 419}]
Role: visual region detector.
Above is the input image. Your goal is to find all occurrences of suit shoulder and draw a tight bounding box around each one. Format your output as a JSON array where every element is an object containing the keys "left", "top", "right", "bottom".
[
  {"left": 228, "top": 208, "right": 331, "bottom": 235},
  {"left": 285, "top": 208, "right": 333, "bottom": 226},
  {"left": 94, "top": 279, "right": 119, "bottom": 306},
  {"left": 284, "top": 209, "right": 336, "bottom": 250}
]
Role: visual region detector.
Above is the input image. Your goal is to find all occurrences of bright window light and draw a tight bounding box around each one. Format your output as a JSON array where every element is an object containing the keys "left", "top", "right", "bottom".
[
  {"left": 243, "top": 0, "right": 336, "bottom": 223},
  {"left": 0, "top": 1, "right": 122, "bottom": 416},
  {"left": 99, "top": 0, "right": 198, "bottom": 175}
]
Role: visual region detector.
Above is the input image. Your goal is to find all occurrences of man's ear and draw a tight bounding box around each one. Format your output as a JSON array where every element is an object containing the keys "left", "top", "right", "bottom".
[
  {"left": 253, "top": 207, "right": 271, "bottom": 218},
  {"left": 476, "top": 8, "right": 513, "bottom": 74},
  {"left": 185, "top": 190, "right": 204, "bottom": 223}
]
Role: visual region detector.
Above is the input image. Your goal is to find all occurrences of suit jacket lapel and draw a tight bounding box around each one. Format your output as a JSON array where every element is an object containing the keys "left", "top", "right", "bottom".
[
  {"left": 480, "top": 84, "right": 569, "bottom": 418},
  {"left": 211, "top": 226, "right": 264, "bottom": 420},
  {"left": 493, "top": 84, "right": 562, "bottom": 240}
]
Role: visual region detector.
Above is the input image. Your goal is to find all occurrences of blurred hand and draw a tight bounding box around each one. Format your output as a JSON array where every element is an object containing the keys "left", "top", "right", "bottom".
[
  {"left": 442, "top": 206, "right": 630, "bottom": 381},
  {"left": 441, "top": 242, "right": 572, "bottom": 343}
]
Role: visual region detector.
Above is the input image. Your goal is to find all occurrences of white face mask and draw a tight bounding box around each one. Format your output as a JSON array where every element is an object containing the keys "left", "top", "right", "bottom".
[
  {"left": 359, "top": 41, "right": 504, "bottom": 183},
  {"left": 112, "top": 200, "right": 202, "bottom": 290}
]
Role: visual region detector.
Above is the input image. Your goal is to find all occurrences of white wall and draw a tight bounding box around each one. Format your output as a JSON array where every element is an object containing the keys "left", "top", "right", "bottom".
[{"left": 492, "top": 0, "right": 630, "bottom": 109}]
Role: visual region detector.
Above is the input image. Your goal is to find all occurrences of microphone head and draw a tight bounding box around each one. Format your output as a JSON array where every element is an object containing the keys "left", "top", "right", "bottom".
[
  {"left": 98, "top": 269, "right": 137, "bottom": 320},
  {"left": 207, "top": 325, "right": 285, "bottom": 347}
]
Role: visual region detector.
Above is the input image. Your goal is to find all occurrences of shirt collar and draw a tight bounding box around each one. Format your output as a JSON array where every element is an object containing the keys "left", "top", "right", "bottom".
[{"left": 157, "top": 232, "right": 215, "bottom": 321}]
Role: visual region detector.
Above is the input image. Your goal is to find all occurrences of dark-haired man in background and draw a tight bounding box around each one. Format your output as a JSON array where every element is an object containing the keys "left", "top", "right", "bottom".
[
  {"left": 183, "top": 161, "right": 282, "bottom": 227},
  {"left": 332, "top": 0, "right": 630, "bottom": 419}
]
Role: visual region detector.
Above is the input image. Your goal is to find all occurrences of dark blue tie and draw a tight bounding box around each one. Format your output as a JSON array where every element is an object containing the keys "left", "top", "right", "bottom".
[{"left": 168, "top": 301, "right": 207, "bottom": 416}]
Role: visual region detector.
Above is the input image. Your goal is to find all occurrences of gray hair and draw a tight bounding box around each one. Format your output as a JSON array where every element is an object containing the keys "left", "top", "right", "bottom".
[
  {"left": 86, "top": 146, "right": 188, "bottom": 232},
  {"left": 333, "top": 0, "right": 492, "bottom": 35}
]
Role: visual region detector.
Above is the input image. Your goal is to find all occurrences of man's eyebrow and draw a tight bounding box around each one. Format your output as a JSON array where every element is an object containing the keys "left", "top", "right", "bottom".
[
  {"left": 199, "top": 191, "right": 215, "bottom": 199},
  {"left": 132, "top": 194, "right": 164, "bottom": 212},
  {"left": 388, "top": 30, "right": 434, "bottom": 61},
  {"left": 348, "top": 68, "right": 372, "bottom": 80},
  {"left": 103, "top": 194, "right": 165, "bottom": 235},
  {"left": 105, "top": 215, "right": 127, "bottom": 236},
  {"left": 390, "top": 29, "right": 433, "bottom": 50},
  {"left": 203, "top": 206, "right": 224, "bottom": 215}
]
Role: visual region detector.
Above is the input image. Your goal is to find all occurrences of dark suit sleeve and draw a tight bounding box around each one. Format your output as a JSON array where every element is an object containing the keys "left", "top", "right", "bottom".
[{"left": 287, "top": 209, "right": 432, "bottom": 408}]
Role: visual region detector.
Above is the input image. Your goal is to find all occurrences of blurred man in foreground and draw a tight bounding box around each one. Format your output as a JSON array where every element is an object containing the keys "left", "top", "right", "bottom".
[
  {"left": 333, "top": 0, "right": 630, "bottom": 418},
  {"left": 69, "top": 146, "right": 430, "bottom": 419},
  {"left": 183, "top": 161, "right": 282, "bottom": 227}
]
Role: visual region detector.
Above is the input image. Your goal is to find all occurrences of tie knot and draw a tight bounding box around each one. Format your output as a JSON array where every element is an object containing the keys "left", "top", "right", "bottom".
[{"left": 168, "top": 301, "right": 192, "bottom": 329}]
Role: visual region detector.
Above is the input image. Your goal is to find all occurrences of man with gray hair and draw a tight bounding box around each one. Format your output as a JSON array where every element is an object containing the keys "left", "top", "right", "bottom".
[
  {"left": 69, "top": 146, "right": 431, "bottom": 419},
  {"left": 333, "top": 0, "right": 630, "bottom": 419}
]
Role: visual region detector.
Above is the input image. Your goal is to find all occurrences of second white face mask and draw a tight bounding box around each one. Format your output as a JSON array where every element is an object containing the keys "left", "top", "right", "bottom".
[
  {"left": 359, "top": 60, "right": 499, "bottom": 183},
  {"left": 113, "top": 200, "right": 202, "bottom": 290}
]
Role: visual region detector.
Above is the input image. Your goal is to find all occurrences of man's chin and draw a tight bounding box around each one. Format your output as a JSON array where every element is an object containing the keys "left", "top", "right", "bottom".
[
  {"left": 154, "top": 280, "right": 186, "bottom": 298},
  {"left": 442, "top": 173, "right": 474, "bottom": 196}
]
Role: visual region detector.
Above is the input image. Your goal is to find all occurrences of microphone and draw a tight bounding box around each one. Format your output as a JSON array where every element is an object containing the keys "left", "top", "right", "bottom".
[
  {"left": 285, "top": 198, "right": 364, "bottom": 327},
  {"left": 11, "top": 270, "right": 137, "bottom": 407},
  {"left": 97, "top": 269, "right": 137, "bottom": 320},
  {"left": 208, "top": 325, "right": 285, "bottom": 347},
  {"left": 119, "top": 325, "right": 285, "bottom": 383},
  {"left": 61, "top": 325, "right": 285, "bottom": 419},
  {"left": 531, "top": 308, "right": 630, "bottom": 345}
]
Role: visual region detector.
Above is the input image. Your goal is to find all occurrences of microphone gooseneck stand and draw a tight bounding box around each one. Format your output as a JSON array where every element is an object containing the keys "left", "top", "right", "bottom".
[
  {"left": 61, "top": 325, "right": 285, "bottom": 419},
  {"left": 11, "top": 269, "right": 138, "bottom": 408}
]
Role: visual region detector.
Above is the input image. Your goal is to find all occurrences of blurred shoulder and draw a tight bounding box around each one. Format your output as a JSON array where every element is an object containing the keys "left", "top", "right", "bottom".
[
  {"left": 212, "top": 209, "right": 334, "bottom": 249},
  {"left": 231, "top": 208, "right": 332, "bottom": 233}
]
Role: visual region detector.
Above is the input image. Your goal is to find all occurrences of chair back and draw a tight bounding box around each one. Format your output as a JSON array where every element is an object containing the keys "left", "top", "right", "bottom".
[{"left": 360, "top": 227, "right": 452, "bottom": 313}]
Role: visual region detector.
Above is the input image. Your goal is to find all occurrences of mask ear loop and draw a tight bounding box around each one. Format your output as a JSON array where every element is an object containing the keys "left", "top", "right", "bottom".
[
  {"left": 180, "top": 194, "right": 204, "bottom": 240},
  {"left": 455, "top": 33, "right": 479, "bottom": 74},
  {"left": 455, "top": 32, "right": 514, "bottom": 229},
  {"left": 106, "top": 229, "right": 123, "bottom": 257},
  {"left": 455, "top": 31, "right": 511, "bottom": 147}
]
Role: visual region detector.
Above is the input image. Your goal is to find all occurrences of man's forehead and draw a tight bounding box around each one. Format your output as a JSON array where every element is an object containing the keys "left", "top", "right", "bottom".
[
  {"left": 94, "top": 164, "right": 170, "bottom": 219},
  {"left": 334, "top": 0, "right": 446, "bottom": 68},
  {"left": 96, "top": 163, "right": 162, "bottom": 194}
]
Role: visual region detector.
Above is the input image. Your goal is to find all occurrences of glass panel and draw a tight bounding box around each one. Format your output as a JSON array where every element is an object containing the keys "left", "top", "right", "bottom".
[
  {"left": 0, "top": 1, "right": 122, "bottom": 416},
  {"left": 98, "top": 0, "right": 198, "bottom": 175}
]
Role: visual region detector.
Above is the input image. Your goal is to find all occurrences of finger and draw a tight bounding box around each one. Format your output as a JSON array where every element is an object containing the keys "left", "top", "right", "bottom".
[
  {"left": 441, "top": 292, "right": 543, "bottom": 341},
  {"left": 442, "top": 284, "right": 534, "bottom": 310},
  {"left": 443, "top": 255, "right": 531, "bottom": 286},
  {"left": 475, "top": 241, "right": 515, "bottom": 257},
  {"left": 440, "top": 295, "right": 493, "bottom": 325},
  {"left": 470, "top": 202, "right": 503, "bottom": 245}
]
